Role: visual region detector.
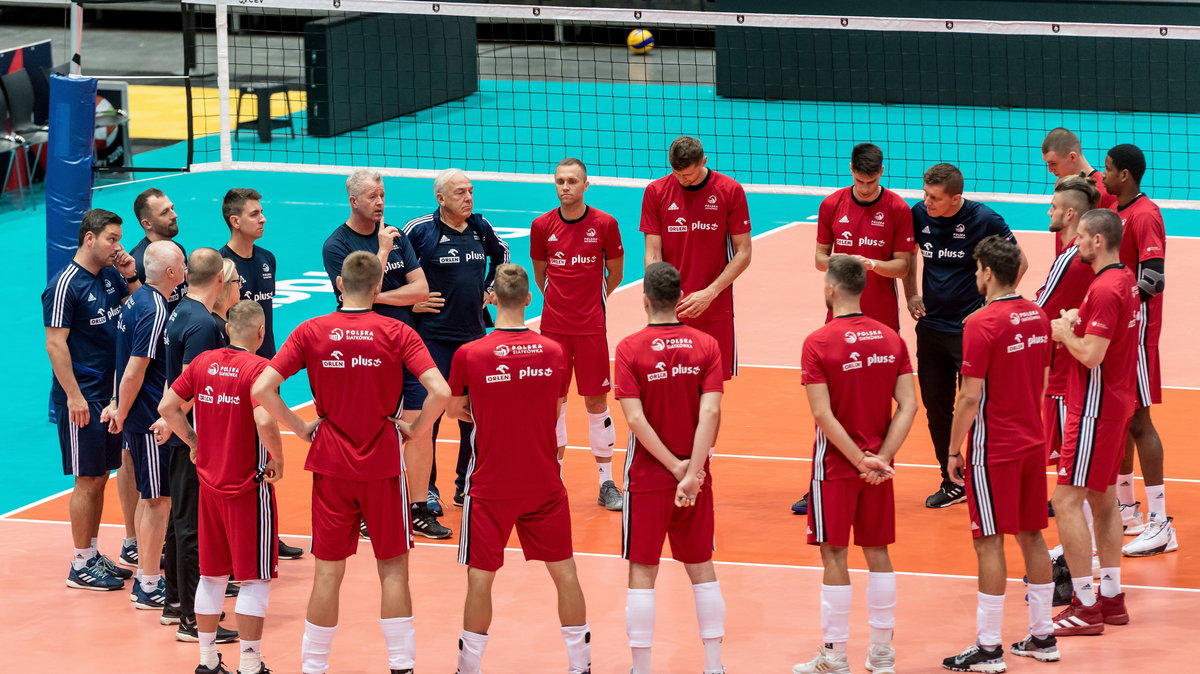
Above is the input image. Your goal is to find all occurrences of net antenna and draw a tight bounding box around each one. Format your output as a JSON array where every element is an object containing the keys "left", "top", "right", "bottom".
[{"left": 182, "top": 0, "right": 1200, "bottom": 207}]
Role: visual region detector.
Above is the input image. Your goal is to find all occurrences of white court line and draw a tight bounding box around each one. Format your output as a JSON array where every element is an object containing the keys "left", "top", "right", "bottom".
[{"left": 2, "top": 516, "right": 1196, "bottom": 595}]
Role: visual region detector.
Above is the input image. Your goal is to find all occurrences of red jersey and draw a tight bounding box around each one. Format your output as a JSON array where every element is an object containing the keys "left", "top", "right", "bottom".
[
  {"left": 270, "top": 309, "right": 436, "bottom": 480},
  {"left": 960, "top": 297, "right": 1051, "bottom": 462},
  {"left": 614, "top": 324, "right": 724, "bottom": 492},
  {"left": 1066, "top": 265, "right": 1139, "bottom": 420},
  {"left": 639, "top": 170, "right": 752, "bottom": 320},
  {"left": 170, "top": 347, "right": 270, "bottom": 496},
  {"left": 800, "top": 315, "right": 913, "bottom": 481},
  {"left": 529, "top": 206, "right": 623, "bottom": 335},
  {"left": 816, "top": 187, "right": 914, "bottom": 330},
  {"left": 448, "top": 329, "right": 567, "bottom": 499},
  {"left": 1035, "top": 241, "right": 1094, "bottom": 396},
  {"left": 1115, "top": 194, "right": 1166, "bottom": 346}
]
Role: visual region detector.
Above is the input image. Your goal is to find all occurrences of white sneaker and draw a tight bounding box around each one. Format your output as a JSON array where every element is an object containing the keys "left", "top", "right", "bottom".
[
  {"left": 1120, "top": 501, "right": 1146, "bottom": 536},
  {"left": 864, "top": 644, "right": 896, "bottom": 673},
  {"left": 1123, "top": 515, "right": 1178, "bottom": 557},
  {"left": 793, "top": 646, "right": 850, "bottom": 674}
]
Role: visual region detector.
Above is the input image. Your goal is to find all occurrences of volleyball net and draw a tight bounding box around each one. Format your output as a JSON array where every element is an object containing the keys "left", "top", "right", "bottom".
[{"left": 180, "top": 0, "right": 1200, "bottom": 205}]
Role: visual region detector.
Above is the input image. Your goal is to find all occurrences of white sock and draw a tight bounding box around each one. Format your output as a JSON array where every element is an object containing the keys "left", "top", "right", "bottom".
[
  {"left": 1071, "top": 576, "right": 1096, "bottom": 606},
  {"left": 301, "top": 621, "right": 337, "bottom": 674},
  {"left": 560, "top": 624, "right": 591, "bottom": 674},
  {"left": 199, "top": 630, "right": 218, "bottom": 669},
  {"left": 239, "top": 639, "right": 262, "bottom": 674},
  {"left": 976, "top": 592, "right": 1005, "bottom": 649},
  {"left": 91, "top": 536, "right": 98, "bottom": 550},
  {"left": 821, "top": 583, "right": 852, "bottom": 647},
  {"left": 456, "top": 630, "right": 488, "bottom": 674},
  {"left": 692, "top": 581, "right": 725, "bottom": 673},
  {"left": 626, "top": 589, "right": 655, "bottom": 674},
  {"left": 1100, "top": 567, "right": 1122, "bottom": 598},
  {"left": 1027, "top": 582, "right": 1054, "bottom": 638},
  {"left": 72, "top": 547, "right": 92, "bottom": 570},
  {"left": 380, "top": 616, "right": 415, "bottom": 669},
  {"left": 866, "top": 571, "right": 896, "bottom": 646},
  {"left": 597, "top": 462, "right": 613, "bottom": 485},
  {"left": 140, "top": 573, "right": 161, "bottom": 592},
  {"left": 1145, "top": 484, "right": 1166, "bottom": 519},
  {"left": 1116, "top": 473, "right": 1135, "bottom": 506},
  {"left": 1082, "top": 500, "right": 1097, "bottom": 552}
]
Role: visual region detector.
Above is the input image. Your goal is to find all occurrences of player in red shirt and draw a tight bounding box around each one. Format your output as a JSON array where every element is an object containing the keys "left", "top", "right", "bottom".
[
  {"left": 795, "top": 142, "right": 915, "bottom": 517},
  {"left": 1048, "top": 209, "right": 1139, "bottom": 637},
  {"left": 1042, "top": 129, "right": 1118, "bottom": 253},
  {"left": 640, "top": 136, "right": 752, "bottom": 380},
  {"left": 1102, "top": 144, "right": 1176, "bottom": 556},
  {"left": 251, "top": 252, "right": 450, "bottom": 674},
  {"left": 159, "top": 301, "right": 283, "bottom": 674},
  {"left": 941, "top": 237, "right": 1057, "bottom": 672},
  {"left": 614, "top": 262, "right": 726, "bottom": 674},
  {"left": 792, "top": 256, "right": 917, "bottom": 674},
  {"left": 530, "top": 158, "right": 626, "bottom": 511},
  {"left": 445, "top": 264, "right": 591, "bottom": 674},
  {"left": 816, "top": 143, "right": 914, "bottom": 331}
]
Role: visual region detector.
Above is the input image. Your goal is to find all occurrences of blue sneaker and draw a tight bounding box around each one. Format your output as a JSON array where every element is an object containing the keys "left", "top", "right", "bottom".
[
  {"left": 426, "top": 489, "right": 444, "bottom": 517},
  {"left": 66, "top": 560, "right": 124, "bottom": 591},
  {"left": 132, "top": 578, "right": 167, "bottom": 610},
  {"left": 119, "top": 540, "right": 138, "bottom": 567},
  {"left": 791, "top": 493, "right": 809, "bottom": 515},
  {"left": 92, "top": 553, "right": 133, "bottom": 580}
]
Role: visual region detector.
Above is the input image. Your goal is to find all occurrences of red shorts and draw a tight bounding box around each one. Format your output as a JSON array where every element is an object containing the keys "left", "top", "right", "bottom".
[
  {"left": 311, "top": 473, "right": 411, "bottom": 561},
  {"left": 807, "top": 477, "right": 895, "bottom": 548},
  {"left": 964, "top": 451, "right": 1048, "bottom": 538},
  {"left": 1135, "top": 341, "right": 1162, "bottom": 407},
  {"left": 681, "top": 316, "right": 736, "bottom": 380},
  {"left": 199, "top": 483, "right": 279, "bottom": 581},
  {"left": 622, "top": 483, "right": 715, "bottom": 565},
  {"left": 458, "top": 489, "right": 573, "bottom": 572},
  {"left": 1043, "top": 395, "right": 1067, "bottom": 467},
  {"left": 541, "top": 331, "right": 611, "bottom": 397},
  {"left": 1059, "top": 413, "right": 1131, "bottom": 493}
]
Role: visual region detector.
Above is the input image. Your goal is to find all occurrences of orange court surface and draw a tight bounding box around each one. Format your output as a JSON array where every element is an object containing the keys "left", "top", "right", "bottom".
[{"left": 5, "top": 223, "right": 1196, "bottom": 672}]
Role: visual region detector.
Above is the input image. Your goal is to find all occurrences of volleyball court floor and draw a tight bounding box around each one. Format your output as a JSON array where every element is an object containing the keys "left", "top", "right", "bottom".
[{"left": 4, "top": 179, "right": 1196, "bottom": 670}]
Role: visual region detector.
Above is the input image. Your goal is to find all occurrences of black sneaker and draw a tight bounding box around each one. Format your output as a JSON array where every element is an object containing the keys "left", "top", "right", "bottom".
[
  {"left": 277, "top": 538, "right": 304, "bottom": 560},
  {"left": 390, "top": 670, "right": 413, "bottom": 674},
  {"left": 926, "top": 482, "right": 967, "bottom": 508},
  {"left": 241, "top": 664, "right": 272, "bottom": 674},
  {"left": 161, "top": 603, "right": 183, "bottom": 625},
  {"left": 1011, "top": 634, "right": 1060, "bottom": 662},
  {"left": 361, "top": 521, "right": 370, "bottom": 539},
  {"left": 453, "top": 490, "right": 466, "bottom": 507},
  {"left": 411, "top": 503, "right": 452, "bottom": 539},
  {"left": 177, "top": 615, "right": 239, "bottom": 643},
  {"left": 942, "top": 643, "right": 1005, "bottom": 672},
  {"left": 225, "top": 581, "right": 240, "bottom": 598},
  {"left": 195, "top": 652, "right": 233, "bottom": 674},
  {"left": 791, "top": 493, "right": 809, "bottom": 515}
]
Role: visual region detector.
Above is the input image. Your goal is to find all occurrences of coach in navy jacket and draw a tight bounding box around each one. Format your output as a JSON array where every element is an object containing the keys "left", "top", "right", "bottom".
[{"left": 402, "top": 169, "right": 510, "bottom": 515}]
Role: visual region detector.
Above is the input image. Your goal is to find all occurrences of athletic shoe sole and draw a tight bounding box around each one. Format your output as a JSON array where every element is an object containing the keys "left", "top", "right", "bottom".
[
  {"left": 1011, "top": 647, "right": 1060, "bottom": 662},
  {"left": 133, "top": 600, "right": 165, "bottom": 610},
  {"left": 864, "top": 661, "right": 897, "bottom": 673},
  {"left": 943, "top": 664, "right": 1006, "bottom": 673},
  {"left": 65, "top": 578, "right": 122, "bottom": 591},
  {"left": 412, "top": 526, "right": 452, "bottom": 540}
]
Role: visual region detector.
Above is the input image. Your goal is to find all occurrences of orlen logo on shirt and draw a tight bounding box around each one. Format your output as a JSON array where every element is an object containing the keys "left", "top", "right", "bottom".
[
  {"left": 668, "top": 217, "right": 688, "bottom": 233},
  {"left": 486, "top": 364, "right": 512, "bottom": 383},
  {"left": 1007, "top": 334, "right": 1027, "bottom": 353},
  {"left": 836, "top": 231, "right": 854, "bottom": 247},
  {"left": 197, "top": 386, "right": 215, "bottom": 404},
  {"left": 440, "top": 249, "right": 461, "bottom": 264},
  {"left": 647, "top": 362, "right": 669, "bottom": 381},
  {"left": 549, "top": 251, "right": 567, "bottom": 267},
  {"left": 843, "top": 351, "right": 892, "bottom": 371},
  {"left": 90, "top": 308, "right": 108, "bottom": 326},
  {"left": 322, "top": 351, "right": 346, "bottom": 368},
  {"left": 842, "top": 352, "right": 864, "bottom": 371}
]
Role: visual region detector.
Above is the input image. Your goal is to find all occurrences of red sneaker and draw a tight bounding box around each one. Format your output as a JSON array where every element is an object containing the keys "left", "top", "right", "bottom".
[
  {"left": 1052, "top": 597, "right": 1105, "bottom": 636},
  {"left": 1100, "top": 592, "right": 1130, "bottom": 625}
]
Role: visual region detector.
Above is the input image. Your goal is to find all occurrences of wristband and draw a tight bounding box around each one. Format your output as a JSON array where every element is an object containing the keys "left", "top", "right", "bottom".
[
  {"left": 125, "top": 275, "right": 139, "bottom": 284},
  {"left": 867, "top": 259, "right": 877, "bottom": 270}
]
